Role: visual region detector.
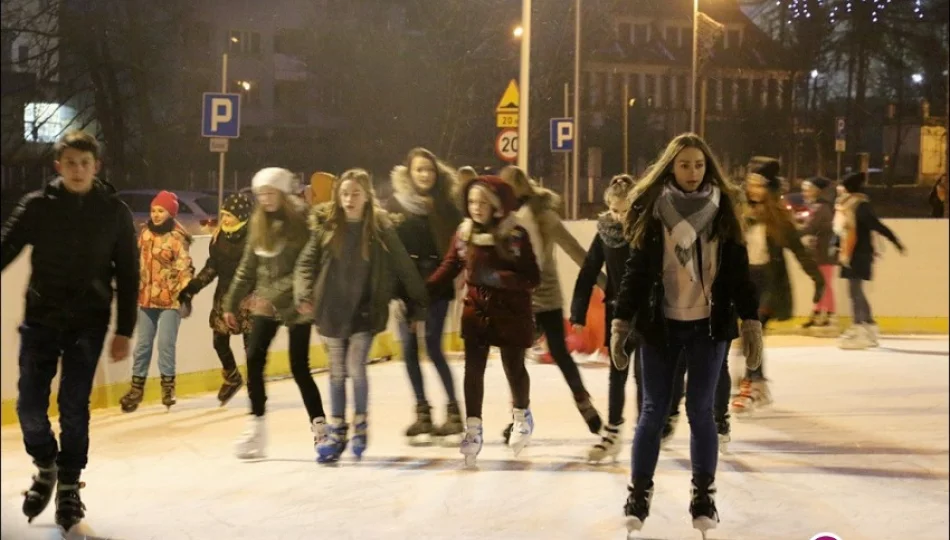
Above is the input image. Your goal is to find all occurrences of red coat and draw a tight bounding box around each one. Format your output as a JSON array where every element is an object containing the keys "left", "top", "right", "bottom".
[{"left": 428, "top": 217, "right": 540, "bottom": 347}]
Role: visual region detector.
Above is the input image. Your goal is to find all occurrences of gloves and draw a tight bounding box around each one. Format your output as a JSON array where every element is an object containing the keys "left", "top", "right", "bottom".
[
  {"left": 740, "top": 319, "right": 764, "bottom": 371},
  {"left": 178, "top": 298, "right": 192, "bottom": 319},
  {"left": 610, "top": 318, "right": 632, "bottom": 371},
  {"left": 178, "top": 281, "right": 198, "bottom": 304}
]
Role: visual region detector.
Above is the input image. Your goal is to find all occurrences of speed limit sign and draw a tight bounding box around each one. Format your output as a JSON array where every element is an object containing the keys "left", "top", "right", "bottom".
[{"left": 495, "top": 129, "right": 518, "bottom": 163}]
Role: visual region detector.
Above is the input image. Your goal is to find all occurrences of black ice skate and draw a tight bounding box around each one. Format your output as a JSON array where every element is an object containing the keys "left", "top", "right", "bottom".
[
  {"left": 160, "top": 375, "right": 176, "bottom": 410},
  {"left": 218, "top": 368, "right": 244, "bottom": 406},
  {"left": 433, "top": 401, "right": 464, "bottom": 446},
  {"left": 624, "top": 477, "right": 654, "bottom": 536},
  {"left": 717, "top": 414, "right": 732, "bottom": 454},
  {"left": 690, "top": 473, "right": 720, "bottom": 539},
  {"left": 22, "top": 460, "right": 56, "bottom": 523},
  {"left": 405, "top": 403, "right": 434, "bottom": 446},
  {"left": 54, "top": 469, "right": 86, "bottom": 533},
  {"left": 119, "top": 376, "right": 146, "bottom": 413}
]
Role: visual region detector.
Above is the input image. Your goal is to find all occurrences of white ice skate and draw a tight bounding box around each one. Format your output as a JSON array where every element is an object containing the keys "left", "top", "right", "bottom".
[
  {"left": 839, "top": 325, "right": 873, "bottom": 350},
  {"left": 508, "top": 408, "right": 534, "bottom": 457},
  {"left": 460, "top": 418, "right": 483, "bottom": 468},
  {"left": 864, "top": 323, "right": 880, "bottom": 347},
  {"left": 235, "top": 416, "right": 267, "bottom": 460},
  {"left": 587, "top": 422, "right": 622, "bottom": 463},
  {"left": 311, "top": 416, "right": 327, "bottom": 454}
]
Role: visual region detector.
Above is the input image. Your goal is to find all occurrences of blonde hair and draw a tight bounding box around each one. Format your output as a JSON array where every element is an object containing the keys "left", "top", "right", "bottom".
[
  {"left": 624, "top": 133, "right": 744, "bottom": 248},
  {"left": 603, "top": 174, "right": 636, "bottom": 205},
  {"left": 326, "top": 168, "right": 381, "bottom": 260},
  {"left": 248, "top": 193, "right": 309, "bottom": 253}
]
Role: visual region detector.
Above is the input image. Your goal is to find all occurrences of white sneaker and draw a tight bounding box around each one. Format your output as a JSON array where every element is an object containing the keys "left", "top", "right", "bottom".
[
  {"left": 508, "top": 408, "right": 534, "bottom": 457},
  {"left": 460, "top": 417, "right": 484, "bottom": 467},
  {"left": 235, "top": 416, "right": 267, "bottom": 459}
]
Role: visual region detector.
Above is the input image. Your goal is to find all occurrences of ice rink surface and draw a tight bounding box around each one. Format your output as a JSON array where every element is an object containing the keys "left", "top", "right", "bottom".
[{"left": 1, "top": 336, "right": 948, "bottom": 540}]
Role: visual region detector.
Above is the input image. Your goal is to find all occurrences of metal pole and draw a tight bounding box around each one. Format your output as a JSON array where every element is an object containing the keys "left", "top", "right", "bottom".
[
  {"left": 564, "top": 82, "right": 570, "bottom": 211},
  {"left": 218, "top": 53, "right": 228, "bottom": 213},
  {"left": 517, "top": 0, "right": 531, "bottom": 171},
  {"left": 571, "top": 0, "right": 581, "bottom": 220},
  {"left": 623, "top": 76, "right": 629, "bottom": 173},
  {"left": 836, "top": 151, "right": 841, "bottom": 182},
  {"left": 699, "top": 77, "right": 708, "bottom": 137},
  {"left": 690, "top": 0, "right": 699, "bottom": 133}
]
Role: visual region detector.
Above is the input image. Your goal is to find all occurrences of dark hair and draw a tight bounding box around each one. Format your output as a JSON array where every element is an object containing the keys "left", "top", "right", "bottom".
[{"left": 54, "top": 130, "right": 100, "bottom": 161}]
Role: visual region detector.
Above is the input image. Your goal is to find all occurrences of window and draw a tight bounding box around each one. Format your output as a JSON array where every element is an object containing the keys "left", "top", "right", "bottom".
[
  {"left": 17, "top": 45, "right": 29, "bottom": 66},
  {"left": 633, "top": 24, "right": 649, "bottom": 44},
  {"left": 726, "top": 29, "right": 740, "bottom": 49},
  {"left": 618, "top": 23, "right": 631, "bottom": 43},
  {"left": 194, "top": 196, "right": 220, "bottom": 215},
  {"left": 23, "top": 102, "right": 75, "bottom": 143},
  {"left": 680, "top": 27, "right": 691, "bottom": 49},
  {"left": 120, "top": 194, "right": 154, "bottom": 214},
  {"left": 274, "top": 28, "right": 306, "bottom": 55},
  {"left": 665, "top": 27, "right": 678, "bottom": 45},
  {"left": 230, "top": 79, "right": 260, "bottom": 106},
  {"left": 229, "top": 30, "right": 261, "bottom": 55}
]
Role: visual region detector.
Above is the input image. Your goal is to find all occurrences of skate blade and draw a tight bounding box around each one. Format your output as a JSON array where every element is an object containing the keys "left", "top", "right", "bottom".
[
  {"left": 510, "top": 439, "right": 530, "bottom": 457},
  {"left": 463, "top": 454, "right": 478, "bottom": 469},
  {"left": 235, "top": 450, "right": 266, "bottom": 460},
  {"left": 438, "top": 434, "right": 463, "bottom": 447},
  {"left": 407, "top": 434, "right": 433, "bottom": 447},
  {"left": 692, "top": 516, "right": 718, "bottom": 534},
  {"left": 625, "top": 516, "right": 644, "bottom": 533},
  {"left": 59, "top": 520, "right": 96, "bottom": 539}
]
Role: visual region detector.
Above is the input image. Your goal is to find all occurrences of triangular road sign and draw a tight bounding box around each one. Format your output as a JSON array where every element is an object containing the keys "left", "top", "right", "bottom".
[{"left": 496, "top": 80, "right": 520, "bottom": 113}]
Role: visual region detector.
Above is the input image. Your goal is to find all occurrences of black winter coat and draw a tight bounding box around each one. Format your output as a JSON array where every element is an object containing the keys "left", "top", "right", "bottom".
[
  {"left": 838, "top": 200, "right": 902, "bottom": 281},
  {"left": 0, "top": 178, "right": 139, "bottom": 336},
  {"left": 186, "top": 228, "right": 252, "bottom": 334},
  {"left": 570, "top": 214, "right": 630, "bottom": 345}
]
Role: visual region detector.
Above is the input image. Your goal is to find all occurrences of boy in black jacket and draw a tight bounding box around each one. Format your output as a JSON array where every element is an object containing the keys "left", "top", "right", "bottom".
[{"left": 0, "top": 130, "right": 139, "bottom": 532}]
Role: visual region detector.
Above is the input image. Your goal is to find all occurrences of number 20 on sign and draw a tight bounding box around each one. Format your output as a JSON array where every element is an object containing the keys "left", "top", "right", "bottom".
[{"left": 495, "top": 129, "right": 518, "bottom": 163}]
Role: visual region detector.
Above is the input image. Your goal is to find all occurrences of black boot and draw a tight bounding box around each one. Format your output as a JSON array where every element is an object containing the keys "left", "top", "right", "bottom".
[
  {"left": 22, "top": 459, "right": 57, "bottom": 523},
  {"left": 690, "top": 473, "right": 720, "bottom": 536},
  {"left": 433, "top": 401, "right": 464, "bottom": 440},
  {"left": 405, "top": 403, "right": 433, "bottom": 445},
  {"left": 54, "top": 469, "right": 86, "bottom": 532},
  {"left": 119, "top": 375, "right": 146, "bottom": 413},
  {"left": 624, "top": 476, "right": 654, "bottom": 533},
  {"left": 217, "top": 368, "right": 244, "bottom": 406},
  {"left": 161, "top": 375, "right": 176, "bottom": 409}
]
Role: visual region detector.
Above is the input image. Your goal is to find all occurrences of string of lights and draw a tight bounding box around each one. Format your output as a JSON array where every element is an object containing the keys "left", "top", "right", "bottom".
[{"left": 775, "top": 0, "right": 924, "bottom": 25}]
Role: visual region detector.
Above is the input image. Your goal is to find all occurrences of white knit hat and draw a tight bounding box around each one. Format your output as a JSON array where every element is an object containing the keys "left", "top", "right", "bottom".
[{"left": 252, "top": 167, "right": 297, "bottom": 194}]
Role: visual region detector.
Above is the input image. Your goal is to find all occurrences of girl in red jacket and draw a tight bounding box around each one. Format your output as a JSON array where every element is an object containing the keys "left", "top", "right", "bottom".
[{"left": 427, "top": 175, "right": 541, "bottom": 467}]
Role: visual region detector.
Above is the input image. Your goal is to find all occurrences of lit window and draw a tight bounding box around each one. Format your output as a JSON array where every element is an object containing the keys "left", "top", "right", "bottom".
[{"left": 23, "top": 102, "right": 76, "bottom": 143}]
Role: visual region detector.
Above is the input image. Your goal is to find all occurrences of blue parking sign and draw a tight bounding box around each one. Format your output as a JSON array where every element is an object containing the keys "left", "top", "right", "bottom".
[
  {"left": 550, "top": 118, "right": 574, "bottom": 152},
  {"left": 202, "top": 93, "right": 241, "bottom": 138}
]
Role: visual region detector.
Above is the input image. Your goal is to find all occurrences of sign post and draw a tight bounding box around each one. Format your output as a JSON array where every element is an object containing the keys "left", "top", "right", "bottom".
[
  {"left": 835, "top": 116, "right": 846, "bottom": 181},
  {"left": 201, "top": 54, "right": 241, "bottom": 213}
]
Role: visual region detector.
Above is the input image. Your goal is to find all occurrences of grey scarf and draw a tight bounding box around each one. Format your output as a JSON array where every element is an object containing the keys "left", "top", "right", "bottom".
[
  {"left": 596, "top": 213, "right": 626, "bottom": 248},
  {"left": 654, "top": 181, "right": 720, "bottom": 279}
]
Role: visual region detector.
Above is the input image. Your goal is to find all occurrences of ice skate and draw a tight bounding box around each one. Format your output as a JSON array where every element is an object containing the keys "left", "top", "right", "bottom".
[
  {"left": 311, "top": 416, "right": 327, "bottom": 454},
  {"left": 351, "top": 415, "right": 368, "bottom": 460},
  {"left": 661, "top": 412, "right": 679, "bottom": 448},
  {"left": 217, "top": 368, "right": 244, "bottom": 406},
  {"left": 624, "top": 478, "right": 654, "bottom": 536},
  {"left": 21, "top": 460, "right": 56, "bottom": 523},
  {"left": 838, "top": 325, "right": 872, "bottom": 350},
  {"left": 863, "top": 323, "right": 880, "bottom": 347},
  {"left": 160, "top": 375, "right": 176, "bottom": 410},
  {"left": 800, "top": 312, "right": 819, "bottom": 330},
  {"left": 587, "top": 422, "right": 622, "bottom": 463},
  {"left": 809, "top": 312, "right": 839, "bottom": 338},
  {"left": 119, "top": 375, "right": 145, "bottom": 413},
  {"left": 234, "top": 415, "right": 267, "bottom": 459},
  {"left": 508, "top": 408, "right": 534, "bottom": 457},
  {"left": 575, "top": 395, "right": 603, "bottom": 435},
  {"left": 690, "top": 474, "right": 720, "bottom": 539},
  {"left": 433, "top": 401, "right": 464, "bottom": 446},
  {"left": 460, "top": 418, "right": 483, "bottom": 468},
  {"left": 53, "top": 469, "right": 85, "bottom": 533},
  {"left": 502, "top": 422, "right": 513, "bottom": 444},
  {"left": 731, "top": 378, "right": 773, "bottom": 414},
  {"left": 317, "top": 419, "right": 348, "bottom": 464},
  {"left": 405, "top": 403, "right": 434, "bottom": 446},
  {"left": 717, "top": 414, "right": 732, "bottom": 454}
]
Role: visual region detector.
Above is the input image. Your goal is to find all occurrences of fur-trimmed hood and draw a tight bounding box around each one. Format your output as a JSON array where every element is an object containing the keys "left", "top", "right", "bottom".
[{"left": 390, "top": 160, "right": 459, "bottom": 201}]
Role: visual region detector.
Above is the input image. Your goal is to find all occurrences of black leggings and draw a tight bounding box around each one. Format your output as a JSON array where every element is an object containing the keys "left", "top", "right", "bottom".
[
  {"left": 535, "top": 309, "right": 589, "bottom": 401},
  {"left": 245, "top": 316, "right": 325, "bottom": 421},
  {"left": 463, "top": 340, "right": 529, "bottom": 419},
  {"left": 212, "top": 331, "right": 251, "bottom": 372}
]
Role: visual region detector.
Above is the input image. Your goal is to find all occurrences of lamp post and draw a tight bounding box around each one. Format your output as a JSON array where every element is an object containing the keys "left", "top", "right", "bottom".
[
  {"left": 517, "top": 0, "right": 531, "bottom": 171},
  {"left": 690, "top": 0, "right": 699, "bottom": 133}
]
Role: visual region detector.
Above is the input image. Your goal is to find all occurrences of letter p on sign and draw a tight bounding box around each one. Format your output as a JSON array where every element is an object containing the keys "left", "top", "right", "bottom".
[
  {"left": 211, "top": 98, "right": 232, "bottom": 131},
  {"left": 550, "top": 118, "right": 574, "bottom": 153},
  {"left": 202, "top": 92, "right": 241, "bottom": 138}
]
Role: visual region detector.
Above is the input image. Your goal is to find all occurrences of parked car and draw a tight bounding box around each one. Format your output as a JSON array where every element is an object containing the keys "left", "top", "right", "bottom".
[
  {"left": 117, "top": 189, "right": 220, "bottom": 236},
  {"left": 781, "top": 191, "right": 811, "bottom": 229}
]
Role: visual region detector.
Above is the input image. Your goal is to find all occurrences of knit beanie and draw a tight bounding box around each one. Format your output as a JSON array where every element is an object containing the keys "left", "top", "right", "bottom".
[
  {"left": 747, "top": 159, "right": 782, "bottom": 193},
  {"left": 252, "top": 167, "right": 297, "bottom": 194},
  {"left": 802, "top": 176, "right": 831, "bottom": 191},
  {"left": 842, "top": 172, "right": 866, "bottom": 194},
  {"left": 151, "top": 190, "right": 179, "bottom": 217},
  {"left": 222, "top": 192, "right": 253, "bottom": 222}
]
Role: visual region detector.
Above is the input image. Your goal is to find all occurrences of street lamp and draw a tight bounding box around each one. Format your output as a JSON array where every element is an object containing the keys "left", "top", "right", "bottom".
[
  {"left": 517, "top": 1, "right": 531, "bottom": 172},
  {"left": 690, "top": 0, "right": 699, "bottom": 132},
  {"left": 513, "top": 25, "right": 524, "bottom": 39},
  {"left": 911, "top": 73, "right": 924, "bottom": 85}
]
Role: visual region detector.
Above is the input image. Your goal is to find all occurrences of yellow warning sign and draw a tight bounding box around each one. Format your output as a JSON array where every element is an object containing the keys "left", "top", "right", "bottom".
[{"left": 496, "top": 80, "right": 520, "bottom": 113}]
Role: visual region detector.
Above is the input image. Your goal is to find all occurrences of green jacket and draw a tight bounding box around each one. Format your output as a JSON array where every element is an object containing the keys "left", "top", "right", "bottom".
[
  {"left": 294, "top": 210, "right": 428, "bottom": 337},
  {"left": 223, "top": 199, "right": 313, "bottom": 326}
]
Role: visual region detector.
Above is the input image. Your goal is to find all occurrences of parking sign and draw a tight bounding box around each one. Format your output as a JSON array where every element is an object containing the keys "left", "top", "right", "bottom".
[
  {"left": 202, "top": 93, "right": 241, "bottom": 138},
  {"left": 550, "top": 118, "right": 574, "bottom": 152}
]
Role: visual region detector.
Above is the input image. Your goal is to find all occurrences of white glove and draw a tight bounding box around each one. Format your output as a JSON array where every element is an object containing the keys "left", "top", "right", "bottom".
[
  {"left": 740, "top": 319, "right": 764, "bottom": 371},
  {"left": 610, "top": 319, "right": 632, "bottom": 371}
]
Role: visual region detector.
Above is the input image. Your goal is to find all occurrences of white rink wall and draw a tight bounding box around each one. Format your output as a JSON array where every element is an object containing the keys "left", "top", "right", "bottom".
[{"left": 1, "top": 219, "right": 947, "bottom": 403}]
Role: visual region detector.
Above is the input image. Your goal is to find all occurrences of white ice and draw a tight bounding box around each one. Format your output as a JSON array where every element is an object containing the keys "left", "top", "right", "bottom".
[{"left": 2, "top": 336, "right": 948, "bottom": 540}]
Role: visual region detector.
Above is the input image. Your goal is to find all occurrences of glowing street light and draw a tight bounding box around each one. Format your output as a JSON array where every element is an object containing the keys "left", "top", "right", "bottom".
[
  {"left": 911, "top": 73, "right": 924, "bottom": 84},
  {"left": 810, "top": 69, "right": 820, "bottom": 80},
  {"left": 513, "top": 25, "right": 524, "bottom": 39}
]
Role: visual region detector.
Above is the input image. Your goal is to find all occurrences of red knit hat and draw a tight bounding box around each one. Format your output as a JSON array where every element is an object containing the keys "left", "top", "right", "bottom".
[{"left": 151, "top": 190, "right": 179, "bottom": 217}]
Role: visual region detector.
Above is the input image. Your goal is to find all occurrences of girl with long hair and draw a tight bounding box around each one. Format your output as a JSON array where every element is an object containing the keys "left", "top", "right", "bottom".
[
  {"left": 295, "top": 169, "right": 428, "bottom": 463},
  {"left": 610, "top": 134, "right": 763, "bottom": 537},
  {"left": 500, "top": 166, "right": 606, "bottom": 440},
  {"left": 385, "top": 148, "right": 464, "bottom": 445},
  {"left": 223, "top": 168, "right": 327, "bottom": 460},
  {"left": 427, "top": 175, "right": 541, "bottom": 467}
]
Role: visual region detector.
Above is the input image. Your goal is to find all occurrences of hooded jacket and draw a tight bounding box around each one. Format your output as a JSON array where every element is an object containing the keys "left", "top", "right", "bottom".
[
  {"left": 137, "top": 220, "right": 193, "bottom": 309},
  {"left": 427, "top": 176, "right": 541, "bottom": 348},
  {"left": 384, "top": 162, "right": 462, "bottom": 302},
  {"left": 0, "top": 177, "right": 139, "bottom": 336}
]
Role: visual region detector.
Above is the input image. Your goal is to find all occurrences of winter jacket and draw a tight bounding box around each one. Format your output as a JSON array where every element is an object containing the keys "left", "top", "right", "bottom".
[
  {"left": 384, "top": 162, "right": 462, "bottom": 302},
  {"left": 224, "top": 197, "right": 312, "bottom": 326},
  {"left": 428, "top": 176, "right": 541, "bottom": 348},
  {"left": 138, "top": 222, "right": 193, "bottom": 310},
  {"left": 185, "top": 227, "right": 252, "bottom": 334},
  {"left": 749, "top": 217, "right": 825, "bottom": 321},
  {"left": 0, "top": 177, "right": 139, "bottom": 336},
  {"left": 294, "top": 209, "right": 428, "bottom": 337},
  {"left": 513, "top": 189, "right": 605, "bottom": 313},
  {"left": 570, "top": 213, "right": 630, "bottom": 344},
  {"left": 613, "top": 198, "right": 759, "bottom": 346},
  {"left": 800, "top": 198, "right": 835, "bottom": 266},
  {"left": 833, "top": 194, "right": 903, "bottom": 281}
]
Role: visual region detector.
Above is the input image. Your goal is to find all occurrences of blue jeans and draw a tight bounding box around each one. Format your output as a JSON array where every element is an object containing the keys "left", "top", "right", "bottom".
[
  {"left": 632, "top": 320, "right": 726, "bottom": 480},
  {"left": 17, "top": 323, "right": 106, "bottom": 470},
  {"left": 397, "top": 298, "right": 457, "bottom": 405},
  {"left": 324, "top": 332, "right": 373, "bottom": 418},
  {"left": 132, "top": 308, "right": 181, "bottom": 378}
]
